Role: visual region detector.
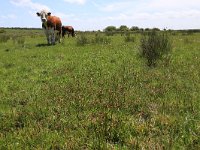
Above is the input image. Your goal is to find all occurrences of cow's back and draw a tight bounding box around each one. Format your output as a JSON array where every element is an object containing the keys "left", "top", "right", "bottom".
[
  {"left": 47, "top": 16, "right": 62, "bottom": 31},
  {"left": 63, "top": 26, "right": 74, "bottom": 32},
  {"left": 64, "top": 26, "right": 73, "bottom": 30}
]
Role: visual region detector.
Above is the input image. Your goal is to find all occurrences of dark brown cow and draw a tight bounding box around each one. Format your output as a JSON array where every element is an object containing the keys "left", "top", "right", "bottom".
[
  {"left": 36, "top": 10, "right": 62, "bottom": 45},
  {"left": 62, "top": 26, "right": 75, "bottom": 38}
]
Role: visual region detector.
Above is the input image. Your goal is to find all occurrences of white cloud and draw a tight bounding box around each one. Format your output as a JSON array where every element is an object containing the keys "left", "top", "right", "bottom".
[
  {"left": 0, "top": 14, "right": 17, "bottom": 19},
  {"left": 54, "top": 12, "right": 76, "bottom": 23},
  {"left": 63, "top": 0, "right": 86, "bottom": 5},
  {"left": 146, "top": 0, "right": 200, "bottom": 10},
  {"left": 75, "top": 6, "right": 200, "bottom": 30},
  {"left": 0, "top": 14, "right": 17, "bottom": 27},
  {"left": 10, "top": 0, "right": 50, "bottom": 11},
  {"left": 54, "top": 12, "right": 75, "bottom": 19},
  {"left": 92, "top": 0, "right": 200, "bottom": 29},
  {"left": 5, "top": 0, "right": 200, "bottom": 30},
  {"left": 97, "top": 0, "right": 200, "bottom": 13},
  {"left": 97, "top": 1, "right": 132, "bottom": 12},
  {"left": 104, "top": 10, "right": 200, "bottom": 21}
]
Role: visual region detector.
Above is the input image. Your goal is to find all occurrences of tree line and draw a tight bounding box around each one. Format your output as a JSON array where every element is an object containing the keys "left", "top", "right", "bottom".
[{"left": 103, "top": 25, "right": 161, "bottom": 32}]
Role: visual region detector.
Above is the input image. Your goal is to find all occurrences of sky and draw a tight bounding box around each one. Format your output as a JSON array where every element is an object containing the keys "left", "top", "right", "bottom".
[{"left": 0, "top": 0, "right": 200, "bottom": 31}]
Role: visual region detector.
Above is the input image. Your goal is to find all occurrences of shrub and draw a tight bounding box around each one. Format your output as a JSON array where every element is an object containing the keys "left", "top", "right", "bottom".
[{"left": 140, "top": 31, "right": 172, "bottom": 67}]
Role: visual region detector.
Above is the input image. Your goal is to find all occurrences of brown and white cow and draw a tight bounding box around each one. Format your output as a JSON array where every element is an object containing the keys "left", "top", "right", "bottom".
[{"left": 36, "top": 10, "right": 62, "bottom": 45}]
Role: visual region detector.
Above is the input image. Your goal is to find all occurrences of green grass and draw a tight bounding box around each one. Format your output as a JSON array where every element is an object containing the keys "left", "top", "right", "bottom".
[{"left": 0, "top": 29, "right": 200, "bottom": 149}]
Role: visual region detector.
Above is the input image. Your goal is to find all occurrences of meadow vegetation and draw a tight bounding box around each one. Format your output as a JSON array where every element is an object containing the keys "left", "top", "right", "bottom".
[{"left": 0, "top": 28, "right": 200, "bottom": 149}]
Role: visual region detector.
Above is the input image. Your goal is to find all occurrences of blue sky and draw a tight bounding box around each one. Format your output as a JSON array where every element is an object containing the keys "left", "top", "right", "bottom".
[{"left": 0, "top": 0, "right": 200, "bottom": 30}]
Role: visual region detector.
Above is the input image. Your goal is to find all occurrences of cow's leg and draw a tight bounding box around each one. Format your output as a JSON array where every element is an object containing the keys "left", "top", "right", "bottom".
[
  {"left": 46, "top": 28, "right": 52, "bottom": 45},
  {"left": 62, "top": 31, "right": 65, "bottom": 38},
  {"left": 56, "top": 30, "right": 61, "bottom": 43},
  {"left": 43, "top": 28, "right": 50, "bottom": 44},
  {"left": 49, "top": 28, "right": 55, "bottom": 45},
  {"left": 58, "top": 30, "right": 62, "bottom": 43}
]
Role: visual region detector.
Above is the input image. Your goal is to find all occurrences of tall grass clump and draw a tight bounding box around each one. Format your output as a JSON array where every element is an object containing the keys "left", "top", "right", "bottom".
[
  {"left": 0, "top": 29, "right": 6, "bottom": 34},
  {"left": 77, "top": 34, "right": 111, "bottom": 46},
  {"left": 17, "top": 37, "right": 25, "bottom": 46},
  {"left": 140, "top": 31, "right": 172, "bottom": 67},
  {"left": 92, "top": 34, "right": 111, "bottom": 45},
  {"left": 0, "top": 34, "right": 10, "bottom": 43},
  {"left": 76, "top": 34, "right": 89, "bottom": 46},
  {"left": 88, "top": 112, "right": 128, "bottom": 149},
  {"left": 124, "top": 33, "right": 135, "bottom": 42},
  {"left": 105, "top": 31, "right": 115, "bottom": 36},
  {"left": 12, "top": 36, "right": 26, "bottom": 47},
  {"left": 183, "top": 38, "right": 192, "bottom": 44}
]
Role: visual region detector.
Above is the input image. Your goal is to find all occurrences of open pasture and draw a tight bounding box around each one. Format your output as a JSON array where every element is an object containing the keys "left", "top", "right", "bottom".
[{"left": 0, "top": 29, "right": 200, "bottom": 149}]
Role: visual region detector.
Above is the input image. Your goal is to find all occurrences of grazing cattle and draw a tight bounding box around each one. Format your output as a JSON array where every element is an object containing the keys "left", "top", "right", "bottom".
[
  {"left": 62, "top": 26, "right": 75, "bottom": 38},
  {"left": 36, "top": 10, "right": 62, "bottom": 45}
]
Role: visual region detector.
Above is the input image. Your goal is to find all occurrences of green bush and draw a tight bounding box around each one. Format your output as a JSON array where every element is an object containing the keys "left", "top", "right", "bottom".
[{"left": 140, "top": 31, "right": 172, "bottom": 67}]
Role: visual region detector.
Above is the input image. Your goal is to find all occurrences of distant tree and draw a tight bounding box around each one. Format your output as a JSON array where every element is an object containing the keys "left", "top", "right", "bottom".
[
  {"left": 152, "top": 28, "right": 160, "bottom": 31},
  {"left": 104, "top": 26, "right": 117, "bottom": 32},
  {"left": 145, "top": 28, "right": 150, "bottom": 31},
  {"left": 130, "top": 26, "right": 139, "bottom": 31},
  {"left": 118, "top": 25, "right": 129, "bottom": 32},
  {"left": 139, "top": 28, "right": 144, "bottom": 32}
]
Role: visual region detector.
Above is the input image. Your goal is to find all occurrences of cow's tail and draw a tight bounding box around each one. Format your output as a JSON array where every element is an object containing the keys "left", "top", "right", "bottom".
[
  {"left": 61, "top": 26, "right": 65, "bottom": 38},
  {"left": 72, "top": 28, "right": 75, "bottom": 37}
]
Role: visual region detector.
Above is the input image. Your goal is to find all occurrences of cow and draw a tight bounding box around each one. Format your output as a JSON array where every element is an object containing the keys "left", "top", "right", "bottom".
[
  {"left": 36, "top": 10, "right": 62, "bottom": 45},
  {"left": 62, "top": 26, "right": 75, "bottom": 38}
]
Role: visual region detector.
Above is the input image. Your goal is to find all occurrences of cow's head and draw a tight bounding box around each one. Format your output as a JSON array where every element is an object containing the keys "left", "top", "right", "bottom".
[{"left": 36, "top": 10, "right": 51, "bottom": 23}]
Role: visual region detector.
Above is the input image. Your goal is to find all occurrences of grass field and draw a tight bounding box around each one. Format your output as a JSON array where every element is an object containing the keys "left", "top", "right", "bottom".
[{"left": 0, "top": 29, "right": 200, "bottom": 149}]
